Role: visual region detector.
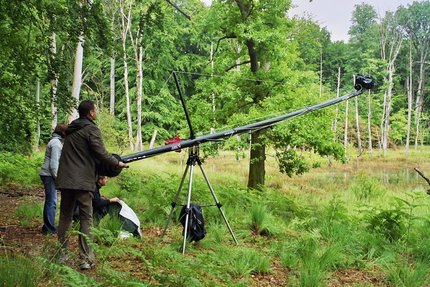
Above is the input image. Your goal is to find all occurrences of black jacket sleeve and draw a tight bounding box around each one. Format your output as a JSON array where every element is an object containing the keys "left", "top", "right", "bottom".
[{"left": 92, "top": 187, "right": 110, "bottom": 210}]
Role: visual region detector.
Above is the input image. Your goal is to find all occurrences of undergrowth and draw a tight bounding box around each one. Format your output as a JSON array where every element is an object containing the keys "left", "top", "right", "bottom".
[{"left": 2, "top": 150, "right": 430, "bottom": 286}]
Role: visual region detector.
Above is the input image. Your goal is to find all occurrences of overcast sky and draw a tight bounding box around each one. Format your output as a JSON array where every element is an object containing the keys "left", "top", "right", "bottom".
[{"left": 289, "top": 0, "right": 416, "bottom": 42}]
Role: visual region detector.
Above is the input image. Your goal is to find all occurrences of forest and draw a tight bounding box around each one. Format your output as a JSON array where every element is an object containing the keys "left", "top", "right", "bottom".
[{"left": 1, "top": 0, "right": 430, "bottom": 286}]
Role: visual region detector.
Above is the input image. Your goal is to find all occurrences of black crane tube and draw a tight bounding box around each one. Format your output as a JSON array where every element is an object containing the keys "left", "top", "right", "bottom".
[{"left": 121, "top": 86, "right": 365, "bottom": 163}]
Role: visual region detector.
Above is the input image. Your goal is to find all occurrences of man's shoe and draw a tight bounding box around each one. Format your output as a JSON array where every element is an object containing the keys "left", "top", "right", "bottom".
[
  {"left": 80, "top": 261, "right": 94, "bottom": 270},
  {"left": 41, "top": 226, "right": 57, "bottom": 235}
]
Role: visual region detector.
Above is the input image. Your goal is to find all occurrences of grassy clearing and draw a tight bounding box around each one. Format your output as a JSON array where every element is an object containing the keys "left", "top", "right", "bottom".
[{"left": 2, "top": 147, "right": 430, "bottom": 286}]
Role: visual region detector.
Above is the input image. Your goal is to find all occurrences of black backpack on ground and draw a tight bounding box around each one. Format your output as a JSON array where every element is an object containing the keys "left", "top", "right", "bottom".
[{"left": 179, "top": 204, "right": 206, "bottom": 242}]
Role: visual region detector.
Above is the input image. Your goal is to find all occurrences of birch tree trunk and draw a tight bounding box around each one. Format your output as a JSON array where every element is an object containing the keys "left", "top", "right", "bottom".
[
  {"left": 380, "top": 15, "right": 403, "bottom": 156},
  {"left": 414, "top": 50, "right": 427, "bottom": 149},
  {"left": 406, "top": 40, "right": 413, "bottom": 154},
  {"left": 49, "top": 31, "right": 58, "bottom": 130},
  {"left": 211, "top": 42, "right": 216, "bottom": 131},
  {"left": 109, "top": 12, "right": 116, "bottom": 116},
  {"left": 128, "top": 4, "right": 143, "bottom": 152},
  {"left": 367, "top": 90, "right": 373, "bottom": 156},
  {"left": 34, "top": 79, "right": 41, "bottom": 152},
  {"left": 354, "top": 92, "right": 362, "bottom": 156},
  {"left": 68, "top": 33, "right": 84, "bottom": 123},
  {"left": 414, "top": 95, "right": 422, "bottom": 149},
  {"left": 120, "top": 0, "right": 134, "bottom": 151},
  {"left": 332, "top": 67, "right": 341, "bottom": 141},
  {"left": 109, "top": 56, "right": 115, "bottom": 115},
  {"left": 135, "top": 45, "right": 143, "bottom": 151},
  {"left": 382, "top": 65, "right": 394, "bottom": 156},
  {"left": 319, "top": 47, "right": 323, "bottom": 97},
  {"left": 67, "top": 0, "right": 93, "bottom": 122},
  {"left": 344, "top": 100, "right": 349, "bottom": 149},
  {"left": 379, "top": 91, "right": 387, "bottom": 155}
]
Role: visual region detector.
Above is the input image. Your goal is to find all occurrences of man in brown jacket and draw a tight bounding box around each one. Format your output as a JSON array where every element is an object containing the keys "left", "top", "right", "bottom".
[{"left": 56, "top": 100, "right": 128, "bottom": 270}]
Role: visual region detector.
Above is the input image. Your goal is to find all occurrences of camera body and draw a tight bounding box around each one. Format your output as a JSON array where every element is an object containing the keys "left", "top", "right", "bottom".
[{"left": 355, "top": 74, "right": 374, "bottom": 90}]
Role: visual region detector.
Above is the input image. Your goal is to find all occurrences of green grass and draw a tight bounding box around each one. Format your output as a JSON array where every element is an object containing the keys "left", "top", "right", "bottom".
[
  {"left": 0, "top": 255, "right": 43, "bottom": 287},
  {"left": 15, "top": 201, "right": 43, "bottom": 228},
  {"left": 4, "top": 147, "right": 430, "bottom": 286}
]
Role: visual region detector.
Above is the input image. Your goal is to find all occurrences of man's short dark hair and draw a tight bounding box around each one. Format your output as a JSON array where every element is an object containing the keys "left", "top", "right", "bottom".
[{"left": 78, "top": 100, "right": 95, "bottom": 118}]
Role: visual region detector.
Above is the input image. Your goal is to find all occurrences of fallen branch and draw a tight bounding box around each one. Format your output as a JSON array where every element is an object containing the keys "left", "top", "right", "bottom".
[{"left": 414, "top": 167, "right": 430, "bottom": 195}]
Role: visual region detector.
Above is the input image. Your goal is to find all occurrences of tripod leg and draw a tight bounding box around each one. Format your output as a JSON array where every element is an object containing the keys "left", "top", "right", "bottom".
[
  {"left": 162, "top": 165, "right": 189, "bottom": 238},
  {"left": 198, "top": 163, "right": 238, "bottom": 244},
  {"left": 182, "top": 164, "right": 195, "bottom": 254}
]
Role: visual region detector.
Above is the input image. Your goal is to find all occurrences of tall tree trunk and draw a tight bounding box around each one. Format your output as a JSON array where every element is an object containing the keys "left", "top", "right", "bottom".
[
  {"left": 34, "top": 79, "right": 40, "bottom": 152},
  {"left": 244, "top": 36, "right": 265, "bottom": 189},
  {"left": 414, "top": 50, "right": 427, "bottom": 149},
  {"left": 332, "top": 67, "right": 341, "bottom": 140},
  {"left": 382, "top": 66, "right": 394, "bottom": 156},
  {"left": 211, "top": 42, "right": 216, "bottom": 131},
  {"left": 406, "top": 76, "right": 413, "bottom": 154},
  {"left": 109, "top": 56, "right": 115, "bottom": 115},
  {"left": 68, "top": 33, "right": 84, "bottom": 123},
  {"left": 129, "top": 4, "right": 143, "bottom": 152},
  {"left": 319, "top": 47, "right": 323, "bottom": 97},
  {"left": 367, "top": 90, "right": 373, "bottom": 156},
  {"left": 380, "top": 14, "right": 403, "bottom": 156},
  {"left": 248, "top": 130, "right": 266, "bottom": 190},
  {"left": 67, "top": 0, "right": 94, "bottom": 122},
  {"left": 49, "top": 31, "right": 58, "bottom": 130},
  {"left": 135, "top": 45, "right": 143, "bottom": 151},
  {"left": 406, "top": 40, "right": 413, "bottom": 154},
  {"left": 379, "top": 91, "right": 387, "bottom": 155},
  {"left": 354, "top": 92, "right": 362, "bottom": 156},
  {"left": 109, "top": 12, "right": 116, "bottom": 116},
  {"left": 344, "top": 100, "right": 349, "bottom": 149},
  {"left": 120, "top": 0, "right": 134, "bottom": 151},
  {"left": 414, "top": 96, "right": 422, "bottom": 149}
]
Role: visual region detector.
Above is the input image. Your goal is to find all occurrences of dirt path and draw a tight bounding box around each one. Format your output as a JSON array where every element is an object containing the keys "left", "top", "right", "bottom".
[{"left": 0, "top": 185, "right": 54, "bottom": 256}]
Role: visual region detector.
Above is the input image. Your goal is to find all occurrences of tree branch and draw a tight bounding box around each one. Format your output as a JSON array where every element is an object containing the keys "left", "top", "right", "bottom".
[
  {"left": 165, "top": 0, "right": 191, "bottom": 20},
  {"left": 225, "top": 60, "right": 251, "bottom": 72},
  {"left": 213, "top": 34, "right": 237, "bottom": 60}
]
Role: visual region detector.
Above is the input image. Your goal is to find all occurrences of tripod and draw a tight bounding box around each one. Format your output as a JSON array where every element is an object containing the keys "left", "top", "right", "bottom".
[{"left": 162, "top": 145, "right": 238, "bottom": 254}]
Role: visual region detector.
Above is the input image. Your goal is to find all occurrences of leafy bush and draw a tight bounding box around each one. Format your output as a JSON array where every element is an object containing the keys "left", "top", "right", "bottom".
[
  {"left": 116, "top": 170, "right": 144, "bottom": 194},
  {"left": 0, "top": 152, "right": 42, "bottom": 186},
  {"left": 367, "top": 209, "right": 406, "bottom": 242},
  {"left": 97, "top": 111, "right": 129, "bottom": 153},
  {"left": 93, "top": 216, "right": 124, "bottom": 246}
]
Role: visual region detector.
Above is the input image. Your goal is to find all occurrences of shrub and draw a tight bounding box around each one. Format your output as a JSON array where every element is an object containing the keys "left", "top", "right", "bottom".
[
  {"left": 116, "top": 170, "right": 143, "bottom": 194},
  {"left": 0, "top": 152, "right": 42, "bottom": 186},
  {"left": 93, "top": 215, "right": 124, "bottom": 246},
  {"left": 367, "top": 209, "right": 406, "bottom": 242}
]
